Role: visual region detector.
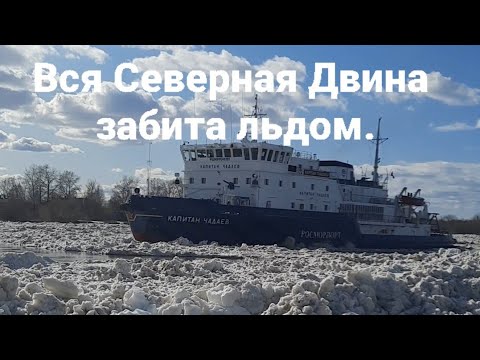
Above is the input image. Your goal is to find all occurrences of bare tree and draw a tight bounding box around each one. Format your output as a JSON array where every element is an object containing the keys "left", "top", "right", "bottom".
[
  {"left": 109, "top": 176, "right": 138, "bottom": 208},
  {"left": 0, "top": 177, "right": 25, "bottom": 200},
  {"left": 40, "top": 165, "right": 57, "bottom": 202},
  {"left": 84, "top": 179, "right": 105, "bottom": 204},
  {"left": 149, "top": 178, "right": 183, "bottom": 198},
  {"left": 23, "top": 165, "right": 43, "bottom": 206},
  {"left": 57, "top": 170, "right": 80, "bottom": 199}
]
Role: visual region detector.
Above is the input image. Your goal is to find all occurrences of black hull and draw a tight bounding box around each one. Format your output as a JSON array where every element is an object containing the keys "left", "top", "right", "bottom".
[{"left": 122, "top": 196, "right": 456, "bottom": 249}]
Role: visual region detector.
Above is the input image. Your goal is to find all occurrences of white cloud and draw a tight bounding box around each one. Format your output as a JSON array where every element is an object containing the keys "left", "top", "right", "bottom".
[
  {"left": 406, "top": 105, "right": 415, "bottom": 111},
  {"left": 0, "top": 173, "right": 22, "bottom": 180},
  {"left": 0, "top": 128, "right": 82, "bottom": 153},
  {"left": 0, "top": 129, "right": 17, "bottom": 142},
  {"left": 111, "top": 168, "right": 123, "bottom": 173},
  {"left": 356, "top": 161, "right": 480, "bottom": 219},
  {"left": 433, "top": 119, "right": 480, "bottom": 132},
  {"left": 134, "top": 167, "right": 176, "bottom": 182},
  {"left": 0, "top": 137, "right": 83, "bottom": 153},
  {"left": 363, "top": 71, "right": 480, "bottom": 106},
  {"left": 123, "top": 45, "right": 200, "bottom": 52},
  {"left": 61, "top": 45, "right": 108, "bottom": 64}
]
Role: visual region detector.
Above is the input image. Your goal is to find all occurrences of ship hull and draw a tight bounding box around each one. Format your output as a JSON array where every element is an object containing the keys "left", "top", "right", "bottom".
[{"left": 122, "top": 196, "right": 456, "bottom": 249}]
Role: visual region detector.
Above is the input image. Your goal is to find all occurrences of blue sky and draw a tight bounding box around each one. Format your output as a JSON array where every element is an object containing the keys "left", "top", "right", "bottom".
[{"left": 0, "top": 45, "right": 479, "bottom": 218}]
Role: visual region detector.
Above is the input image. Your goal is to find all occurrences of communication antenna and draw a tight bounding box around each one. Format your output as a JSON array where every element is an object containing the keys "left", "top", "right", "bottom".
[{"left": 147, "top": 141, "right": 152, "bottom": 195}]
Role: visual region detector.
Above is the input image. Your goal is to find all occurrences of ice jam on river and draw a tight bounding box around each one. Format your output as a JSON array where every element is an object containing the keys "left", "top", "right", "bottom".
[{"left": 1, "top": 221, "right": 479, "bottom": 315}]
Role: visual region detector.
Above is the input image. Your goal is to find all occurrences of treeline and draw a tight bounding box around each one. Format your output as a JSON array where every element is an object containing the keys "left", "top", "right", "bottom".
[
  {"left": 0, "top": 164, "right": 182, "bottom": 222},
  {"left": 439, "top": 215, "right": 480, "bottom": 235}
]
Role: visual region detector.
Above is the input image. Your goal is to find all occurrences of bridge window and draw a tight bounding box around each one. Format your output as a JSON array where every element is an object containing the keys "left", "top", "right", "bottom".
[
  {"left": 311, "top": 184, "right": 315, "bottom": 190},
  {"left": 292, "top": 182, "right": 296, "bottom": 188},
  {"left": 246, "top": 178, "right": 251, "bottom": 185},
  {"left": 261, "top": 148, "right": 268, "bottom": 160},
  {"left": 190, "top": 150, "right": 197, "bottom": 161},
  {"left": 233, "top": 148, "right": 242, "bottom": 157},
  {"left": 244, "top": 148, "right": 250, "bottom": 160},
  {"left": 299, "top": 204, "right": 304, "bottom": 210},
  {"left": 189, "top": 177, "right": 194, "bottom": 184},
  {"left": 215, "top": 149, "right": 223, "bottom": 157},
  {"left": 310, "top": 204, "right": 314, "bottom": 210},
  {"left": 273, "top": 151, "right": 279, "bottom": 162},
  {"left": 291, "top": 202, "right": 295, "bottom": 209},
  {"left": 324, "top": 205, "right": 328, "bottom": 211},
  {"left": 197, "top": 149, "right": 207, "bottom": 158},
  {"left": 224, "top": 149, "right": 231, "bottom": 158},
  {"left": 279, "top": 180, "right": 283, "bottom": 187},
  {"left": 326, "top": 185, "right": 329, "bottom": 191},
  {"left": 233, "top": 178, "right": 238, "bottom": 184},
  {"left": 201, "top": 178, "right": 206, "bottom": 184},
  {"left": 285, "top": 153, "right": 291, "bottom": 163},
  {"left": 266, "top": 201, "right": 271, "bottom": 208},
  {"left": 206, "top": 149, "right": 214, "bottom": 158},
  {"left": 279, "top": 151, "right": 285, "bottom": 163},
  {"left": 264, "top": 179, "right": 269, "bottom": 185},
  {"left": 251, "top": 148, "right": 258, "bottom": 160},
  {"left": 267, "top": 150, "right": 273, "bottom": 161}
]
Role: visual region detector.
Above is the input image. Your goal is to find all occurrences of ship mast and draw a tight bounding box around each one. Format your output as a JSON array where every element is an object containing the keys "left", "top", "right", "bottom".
[
  {"left": 371, "top": 117, "right": 388, "bottom": 185},
  {"left": 242, "top": 94, "right": 266, "bottom": 141}
]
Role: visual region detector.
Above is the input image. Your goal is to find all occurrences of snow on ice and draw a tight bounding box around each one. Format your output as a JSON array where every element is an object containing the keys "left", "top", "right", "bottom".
[{"left": 0, "top": 221, "right": 480, "bottom": 315}]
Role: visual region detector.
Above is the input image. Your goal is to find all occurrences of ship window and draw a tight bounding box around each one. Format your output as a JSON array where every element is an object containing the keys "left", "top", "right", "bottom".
[
  {"left": 251, "top": 148, "right": 258, "bottom": 160},
  {"left": 233, "top": 148, "right": 242, "bottom": 157},
  {"left": 207, "top": 149, "right": 214, "bottom": 158},
  {"left": 244, "top": 148, "right": 250, "bottom": 160},
  {"left": 288, "top": 165, "right": 297, "bottom": 172},
  {"left": 197, "top": 149, "right": 207, "bottom": 158},
  {"left": 224, "top": 149, "right": 232, "bottom": 157},
  {"left": 310, "top": 204, "right": 314, "bottom": 210},
  {"left": 324, "top": 205, "right": 328, "bottom": 211},
  {"left": 201, "top": 178, "right": 206, "bottom": 184},
  {"left": 190, "top": 150, "right": 197, "bottom": 161},
  {"left": 279, "top": 152, "right": 285, "bottom": 163},
  {"left": 285, "top": 153, "right": 291, "bottom": 163},
  {"left": 266, "top": 201, "right": 271, "bottom": 208},
  {"left": 183, "top": 150, "right": 190, "bottom": 161},
  {"left": 343, "top": 188, "right": 345, "bottom": 192},
  {"left": 233, "top": 177, "right": 238, "bottom": 184},
  {"left": 292, "top": 182, "right": 296, "bottom": 188},
  {"left": 279, "top": 180, "right": 283, "bottom": 187},
  {"left": 291, "top": 202, "right": 295, "bottom": 209},
  {"left": 273, "top": 151, "right": 279, "bottom": 162},
  {"left": 261, "top": 148, "right": 268, "bottom": 160},
  {"left": 326, "top": 185, "right": 329, "bottom": 191},
  {"left": 267, "top": 150, "right": 273, "bottom": 161},
  {"left": 311, "top": 184, "right": 315, "bottom": 190},
  {"left": 189, "top": 177, "right": 194, "bottom": 184},
  {"left": 215, "top": 149, "right": 223, "bottom": 157},
  {"left": 264, "top": 179, "right": 269, "bottom": 185},
  {"left": 299, "top": 204, "right": 304, "bottom": 210},
  {"left": 246, "top": 178, "right": 251, "bottom": 184}
]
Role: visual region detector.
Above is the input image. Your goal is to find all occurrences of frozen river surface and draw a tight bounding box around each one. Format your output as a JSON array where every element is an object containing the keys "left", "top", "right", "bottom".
[{"left": 1, "top": 221, "right": 479, "bottom": 315}]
